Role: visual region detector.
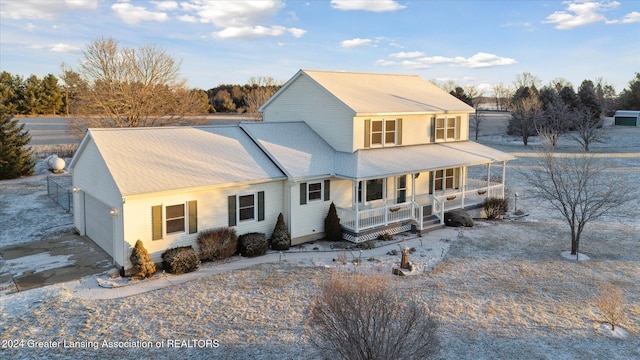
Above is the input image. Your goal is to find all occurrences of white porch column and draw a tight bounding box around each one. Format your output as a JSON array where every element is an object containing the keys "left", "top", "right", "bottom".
[
  {"left": 411, "top": 173, "right": 415, "bottom": 203},
  {"left": 487, "top": 163, "right": 492, "bottom": 192},
  {"left": 353, "top": 181, "right": 359, "bottom": 232},
  {"left": 501, "top": 161, "right": 507, "bottom": 198},
  {"left": 461, "top": 167, "right": 465, "bottom": 208}
]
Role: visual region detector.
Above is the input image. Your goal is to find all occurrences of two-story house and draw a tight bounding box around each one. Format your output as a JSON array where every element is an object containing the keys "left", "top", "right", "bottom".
[{"left": 70, "top": 70, "right": 514, "bottom": 269}]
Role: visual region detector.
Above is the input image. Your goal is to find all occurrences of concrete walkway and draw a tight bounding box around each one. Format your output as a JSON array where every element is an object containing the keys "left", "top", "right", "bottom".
[{"left": 66, "top": 228, "right": 459, "bottom": 300}]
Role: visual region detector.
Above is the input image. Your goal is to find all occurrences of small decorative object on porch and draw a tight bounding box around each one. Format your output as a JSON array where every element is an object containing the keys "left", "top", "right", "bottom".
[
  {"left": 477, "top": 189, "right": 487, "bottom": 195},
  {"left": 388, "top": 206, "right": 401, "bottom": 213},
  {"left": 446, "top": 195, "right": 457, "bottom": 201}
]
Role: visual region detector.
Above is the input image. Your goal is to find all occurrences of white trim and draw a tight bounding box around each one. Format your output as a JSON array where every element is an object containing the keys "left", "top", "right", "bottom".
[{"left": 307, "top": 181, "right": 323, "bottom": 202}]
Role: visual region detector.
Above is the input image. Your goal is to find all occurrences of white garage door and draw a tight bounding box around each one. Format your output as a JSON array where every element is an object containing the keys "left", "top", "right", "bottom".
[{"left": 84, "top": 194, "right": 114, "bottom": 257}]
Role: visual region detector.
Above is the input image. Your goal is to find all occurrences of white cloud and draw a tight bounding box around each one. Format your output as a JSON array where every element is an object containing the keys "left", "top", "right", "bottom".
[
  {"left": 331, "top": 0, "right": 406, "bottom": 12},
  {"left": 181, "top": 0, "right": 304, "bottom": 39},
  {"left": 607, "top": 11, "right": 640, "bottom": 24},
  {"left": 1, "top": 0, "right": 97, "bottom": 19},
  {"left": 452, "top": 52, "right": 517, "bottom": 68},
  {"left": 178, "top": 14, "right": 197, "bottom": 23},
  {"left": 111, "top": 3, "right": 169, "bottom": 25},
  {"left": 49, "top": 43, "right": 82, "bottom": 53},
  {"left": 543, "top": 1, "right": 619, "bottom": 30},
  {"left": 341, "top": 38, "right": 372, "bottom": 48},
  {"left": 375, "top": 59, "right": 396, "bottom": 66},
  {"left": 382, "top": 51, "right": 516, "bottom": 70},
  {"left": 500, "top": 21, "right": 535, "bottom": 32},
  {"left": 390, "top": 51, "right": 424, "bottom": 59},
  {"left": 152, "top": 1, "right": 179, "bottom": 11}
]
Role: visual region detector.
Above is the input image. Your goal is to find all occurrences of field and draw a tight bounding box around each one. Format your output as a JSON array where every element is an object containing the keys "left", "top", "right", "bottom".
[{"left": 1, "top": 119, "right": 639, "bottom": 359}]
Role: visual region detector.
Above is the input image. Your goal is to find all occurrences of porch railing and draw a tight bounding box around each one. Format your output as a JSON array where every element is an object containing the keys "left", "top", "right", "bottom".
[
  {"left": 337, "top": 201, "right": 414, "bottom": 233},
  {"left": 336, "top": 179, "right": 504, "bottom": 234}
]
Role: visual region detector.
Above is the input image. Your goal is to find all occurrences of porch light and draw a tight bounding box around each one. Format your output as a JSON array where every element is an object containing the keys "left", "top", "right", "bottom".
[
  {"left": 72, "top": 187, "right": 81, "bottom": 192},
  {"left": 110, "top": 208, "right": 118, "bottom": 216}
]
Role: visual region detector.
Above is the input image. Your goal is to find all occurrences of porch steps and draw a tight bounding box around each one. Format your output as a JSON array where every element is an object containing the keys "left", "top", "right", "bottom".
[{"left": 420, "top": 215, "right": 444, "bottom": 233}]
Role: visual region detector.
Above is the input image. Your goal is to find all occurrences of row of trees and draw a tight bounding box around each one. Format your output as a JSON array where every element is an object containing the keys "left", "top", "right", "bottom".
[
  {"left": 508, "top": 78, "right": 607, "bottom": 150},
  {"left": 1, "top": 51, "right": 282, "bottom": 122},
  {"left": 438, "top": 72, "right": 640, "bottom": 115}
]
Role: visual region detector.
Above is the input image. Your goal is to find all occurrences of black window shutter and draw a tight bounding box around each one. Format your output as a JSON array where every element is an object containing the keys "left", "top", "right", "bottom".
[
  {"left": 228, "top": 195, "right": 237, "bottom": 226},
  {"left": 430, "top": 117, "right": 436, "bottom": 143},
  {"left": 300, "top": 183, "right": 307, "bottom": 205},
  {"left": 258, "top": 191, "right": 265, "bottom": 221},
  {"left": 188, "top": 200, "right": 197, "bottom": 234},
  {"left": 397, "top": 118, "right": 403, "bottom": 145},
  {"left": 324, "top": 179, "right": 330, "bottom": 201},
  {"left": 152, "top": 205, "right": 162, "bottom": 240}
]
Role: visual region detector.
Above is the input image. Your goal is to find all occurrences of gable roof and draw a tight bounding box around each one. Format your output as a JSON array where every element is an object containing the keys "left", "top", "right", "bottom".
[
  {"left": 71, "top": 126, "right": 286, "bottom": 196},
  {"left": 261, "top": 69, "right": 475, "bottom": 116},
  {"left": 242, "top": 121, "right": 515, "bottom": 181},
  {"left": 240, "top": 122, "right": 335, "bottom": 180}
]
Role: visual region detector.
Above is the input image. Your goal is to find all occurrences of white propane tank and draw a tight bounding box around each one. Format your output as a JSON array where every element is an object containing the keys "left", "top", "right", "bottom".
[{"left": 47, "top": 155, "right": 66, "bottom": 172}]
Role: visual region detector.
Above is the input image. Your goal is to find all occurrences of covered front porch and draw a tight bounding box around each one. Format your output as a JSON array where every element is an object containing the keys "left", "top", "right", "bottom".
[{"left": 335, "top": 162, "right": 507, "bottom": 242}]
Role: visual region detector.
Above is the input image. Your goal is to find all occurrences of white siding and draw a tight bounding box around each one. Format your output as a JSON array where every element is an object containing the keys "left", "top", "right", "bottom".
[
  {"left": 263, "top": 76, "right": 355, "bottom": 152},
  {"left": 122, "top": 181, "right": 284, "bottom": 266}
]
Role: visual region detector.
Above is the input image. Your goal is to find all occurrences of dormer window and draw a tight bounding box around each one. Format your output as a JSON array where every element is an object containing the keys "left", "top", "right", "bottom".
[{"left": 365, "top": 118, "right": 402, "bottom": 148}]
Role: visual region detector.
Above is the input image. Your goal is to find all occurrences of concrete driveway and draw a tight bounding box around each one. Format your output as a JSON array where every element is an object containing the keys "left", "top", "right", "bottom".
[{"left": 0, "top": 234, "right": 114, "bottom": 293}]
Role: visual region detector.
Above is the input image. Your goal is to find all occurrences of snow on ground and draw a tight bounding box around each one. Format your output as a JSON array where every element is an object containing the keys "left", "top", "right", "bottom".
[{"left": 1, "top": 124, "right": 639, "bottom": 359}]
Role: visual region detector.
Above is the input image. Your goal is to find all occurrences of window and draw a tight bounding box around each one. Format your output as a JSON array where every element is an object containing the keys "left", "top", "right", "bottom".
[
  {"left": 308, "top": 182, "right": 323, "bottom": 201},
  {"left": 228, "top": 192, "right": 265, "bottom": 226},
  {"left": 166, "top": 204, "right": 185, "bottom": 233},
  {"left": 396, "top": 175, "right": 407, "bottom": 203},
  {"left": 365, "top": 119, "right": 402, "bottom": 147},
  {"left": 434, "top": 168, "right": 459, "bottom": 192},
  {"left": 371, "top": 120, "right": 383, "bottom": 146},
  {"left": 300, "top": 180, "right": 330, "bottom": 205},
  {"left": 152, "top": 201, "right": 197, "bottom": 240},
  {"left": 358, "top": 178, "right": 385, "bottom": 203},
  {"left": 435, "top": 116, "right": 460, "bottom": 142},
  {"left": 238, "top": 194, "right": 255, "bottom": 221}
]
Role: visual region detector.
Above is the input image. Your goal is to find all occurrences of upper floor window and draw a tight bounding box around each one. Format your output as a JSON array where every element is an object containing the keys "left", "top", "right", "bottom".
[
  {"left": 365, "top": 119, "right": 402, "bottom": 148},
  {"left": 434, "top": 116, "right": 460, "bottom": 142}
]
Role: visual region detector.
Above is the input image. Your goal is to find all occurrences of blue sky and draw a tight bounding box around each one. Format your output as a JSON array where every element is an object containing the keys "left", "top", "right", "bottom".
[{"left": 1, "top": 0, "right": 638, "bottom": 94}]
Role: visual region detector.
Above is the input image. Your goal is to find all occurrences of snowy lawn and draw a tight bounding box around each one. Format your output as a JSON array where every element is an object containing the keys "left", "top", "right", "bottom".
[{"left": 1, "top": 124, "right": 639, "bottom": 359}]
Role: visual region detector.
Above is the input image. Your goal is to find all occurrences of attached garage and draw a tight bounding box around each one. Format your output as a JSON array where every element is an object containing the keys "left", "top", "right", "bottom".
[
  {"left": 614, "top": 110, "right": 640, "bottom": 126},
  {"left": 83, "top": 193, "right": 114, "bottom": 259}
]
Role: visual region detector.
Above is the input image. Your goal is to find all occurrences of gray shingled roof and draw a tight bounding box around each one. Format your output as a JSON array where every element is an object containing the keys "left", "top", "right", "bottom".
[{"left": 84, "top": 126, "right": 286, "bottom": 196}]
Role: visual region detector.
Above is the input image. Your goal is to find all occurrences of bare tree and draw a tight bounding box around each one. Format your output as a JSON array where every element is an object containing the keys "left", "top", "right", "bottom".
[
  {"left": 75, "top": 37, "right": 206, "bottom": 130},
  {"left": 536, "top": 92, "right": 573, "bottom": 148},
  {"left": 307, "top": 272, "right": 439, "bottom": 360},
  {"left": 492, "top": 82, "right": 513, "bottom": 111},
  {"left": 510, "top": 95, "right": 541, "bottom": 145},
  {"left": 513, "top": 72, "right": 542, "bottom": 90},
  {"left": 571, "top": 107, "right": 602, "bottom": 151},
  {"left": 525, "top": 145, "right": 638, "bottom": 258},
  {"left": 596, "top": 283, "right": 626, "bottom": 331}
]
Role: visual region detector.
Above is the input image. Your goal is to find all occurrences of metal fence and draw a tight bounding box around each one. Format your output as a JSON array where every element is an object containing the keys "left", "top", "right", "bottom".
[{"left": 47, "top": 175, "right": 73, "bottom": 213}]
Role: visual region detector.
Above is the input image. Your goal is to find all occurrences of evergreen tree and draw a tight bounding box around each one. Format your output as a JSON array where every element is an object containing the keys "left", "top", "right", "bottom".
[
  {"left": 0, "top": 111, "right": 35, "bottom": 179},
  {"left": 324, "top": 202, "right": 342, "bottom": 242},
  {"left": 40, "top": 74, "right": 63, "bottom": 115},
  {"left": 618, "top": 73, "right": 640, "bottom": 110}
]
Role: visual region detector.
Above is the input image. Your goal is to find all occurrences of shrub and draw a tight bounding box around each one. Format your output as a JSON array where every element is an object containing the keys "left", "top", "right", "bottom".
[
  {"left": 238, "top": 232, "right": 268, "bottom": 258},
  {"left": 270, "top": 213, "right": 291, "bottom": 250},
  {"left": 596, "top": 283, "right": 626, "bottom": 331},
  {"left": 307, "top": 272, "right": 439, "bottom": 360},
  {"left": 162, "top": 246, "right": 199, "bottom": 274},
  {"left": 483, "top": 197, "right": 509, "bottom": 220},
  {"left": 197, "top": 227, "right": 238, "bottom": 261},
  {"left": 376, "top": 232, "right": 393, "bottom": 241},
  {"left": 129, "top": 240, "right": 156, "bottom": 278},
  {"left": 324, "top": 202, "right": 342, "bottom": 242}
]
